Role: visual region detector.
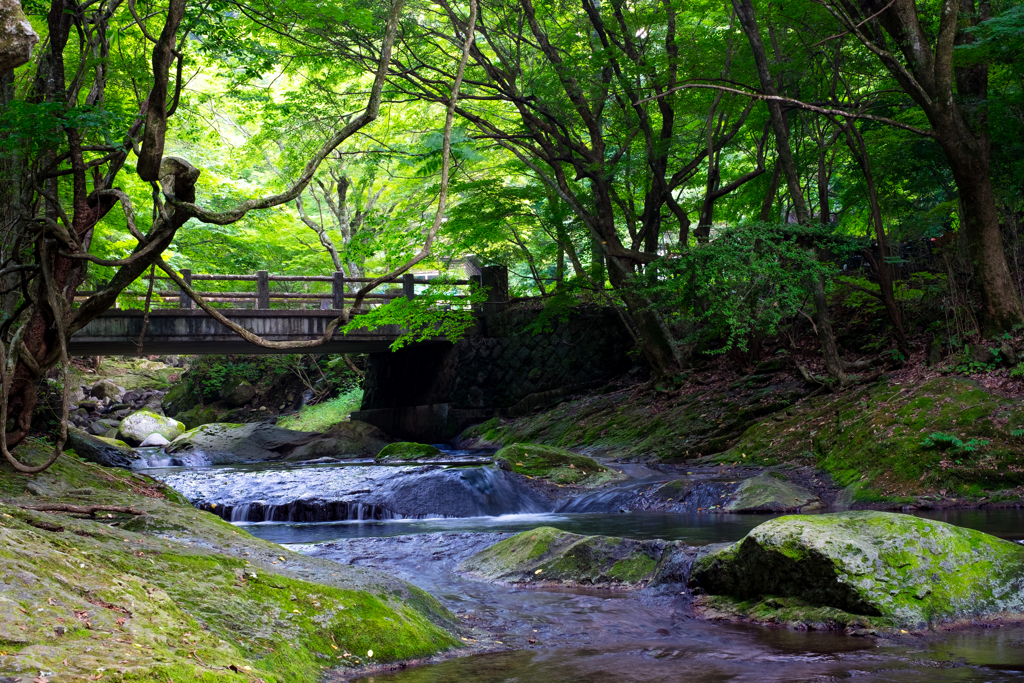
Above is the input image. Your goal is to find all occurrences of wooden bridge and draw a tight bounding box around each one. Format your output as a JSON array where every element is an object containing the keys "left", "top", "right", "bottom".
[{"left": 67, "top": 267, "right": 508, "bottom": 356}]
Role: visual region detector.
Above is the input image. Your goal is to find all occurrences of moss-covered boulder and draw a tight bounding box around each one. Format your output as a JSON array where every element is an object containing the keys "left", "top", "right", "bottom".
[
  {"left": 494, "top": 443, "right": 608, "bottom": 484},
  {"left": 160, "top": 381, "right": 198, "bottom": 417},
  {"left": 376, "top": 442, "right": 442, "bottom": 461},
  {"left": 67, "top": 427, "right": 141, "bottom": 469},
  {"left": 167, "top": 421, "right": 391, "bottom": 465},
  {"left": 459, "top": 526, "right": 690, "bottom": 588},
  {"left": 117, "top": 409, "right": 186, "bottom": 446},
  {"left": 220, "top": 378, "right": 256, "bottom": 406},
  {"left": 723, "top": 473, "right": 821, "bottom": 512},
  {"left": 690, "top": 511, "right": 1024, "bottom": 630},
  {"left": 0, "top": 442, "right": 459, "bottom": 681},
  {"left": 175, "top": 403, "right": 220, "bottom": 430}
]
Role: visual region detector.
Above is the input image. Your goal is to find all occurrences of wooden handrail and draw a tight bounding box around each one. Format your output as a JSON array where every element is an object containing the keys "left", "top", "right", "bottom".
[{"left": 80, "top": 267, "right": 498, "bottom": 312}]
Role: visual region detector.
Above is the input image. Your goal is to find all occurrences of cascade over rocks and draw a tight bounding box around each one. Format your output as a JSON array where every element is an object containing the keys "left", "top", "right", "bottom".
[{"left": 690, "top": 511, "right": 1024, "bottom": 630}]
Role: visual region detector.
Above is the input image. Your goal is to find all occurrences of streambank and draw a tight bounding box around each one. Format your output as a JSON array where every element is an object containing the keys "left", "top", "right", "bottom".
[
  {"left": 0, "top": 444, "right": 459, "bottom": 682},
  {"left": 458, "top": 370, "right": 1024, "bottom": 508}
]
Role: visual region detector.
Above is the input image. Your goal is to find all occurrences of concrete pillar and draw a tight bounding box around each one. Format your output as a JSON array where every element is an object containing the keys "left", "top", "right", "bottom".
[
  {"left": 403, "top": 272, "right": 416, "bottom": 301},
  {"left": 480, "top": 265, "right": 508, "bottom": 317},
  {"left": 179, "top": 269, "right": 192, "bottom": 309},
  {"left": 332, "top": 271, "right": 346, "bottom": 309},
  {"left": 256, "top": 270, "right": 270, "bottom": 309}
]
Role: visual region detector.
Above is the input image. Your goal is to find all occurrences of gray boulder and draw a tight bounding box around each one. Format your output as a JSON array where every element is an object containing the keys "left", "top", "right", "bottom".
[
  {"left": 220, "top": 378, "right": 256, "bottom": 407},
  {"left": 161, "top": 383, "right": 197, "bottom": 417},
  {"left": 67, "top": 427, "right": 140, "bottom": 469},
  {"left": 690, "top": 511, "right": 1024, "bottom": 630},
  {"left": 138, "top": 433, "right": 171, "bottom": 447},
  {"left": 117, "top": 409, "right": 185, "bottom": 446},
  {"left": 165, "top": 420, "right": 393, "bottom": 465},
  {"left": 90, "top": 379, "right": 125, "bottom": 401},
  {"left": 723, "top": 473, "right": 821, "bottom": 513}
]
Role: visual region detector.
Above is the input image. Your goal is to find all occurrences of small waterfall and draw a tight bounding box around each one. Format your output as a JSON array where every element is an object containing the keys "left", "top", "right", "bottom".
[
  {"left": 556, "top": 478, "right": 736, "bottom": 514},
  {"left": 203, "top": 499, "right": 422, "bottom": 523}
]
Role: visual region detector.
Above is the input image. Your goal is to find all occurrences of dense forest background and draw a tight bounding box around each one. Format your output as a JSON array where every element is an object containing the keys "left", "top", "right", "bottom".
[{"left": 1, "top": 0, "right": 1023, "bottom": 462}]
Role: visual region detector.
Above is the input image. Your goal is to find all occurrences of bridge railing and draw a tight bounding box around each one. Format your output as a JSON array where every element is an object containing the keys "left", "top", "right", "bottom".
[{"left": 74, "top": 270, "right": 479, "bottom": 311}]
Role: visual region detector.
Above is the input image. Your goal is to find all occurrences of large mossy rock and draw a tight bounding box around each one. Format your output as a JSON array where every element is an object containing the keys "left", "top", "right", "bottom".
[
  {"left": 117, "top": 409, "right": 186, "bottom": 446},
  {"left": 723, "top": 473, "right": 821, "bottom": 512},
  {"left": 377, "top": 442, "right": 442, "bottom": 461},
  {"left": 690, "top": 511, "right": 1024, "bottom": 630},
  {"left": 220, "top": 378, "right": 256, "bottom": 407},
  {"left": 161, "top": 381, "right": 198, "bottom": 417},
  {"left": 67, "top": 427, "right": 141, "bottom": 469},
  {"left": 0, "top": 441, "right": 457, "bottom": 680},
  {"left": 494, "top": 443, "right": 608, "bottom": 484},
  {"left": 166, "top": 420, "right": 392, "bottom": 465},
  {"left": 459, "top": 526, "right": 691, "bottom": 588}
]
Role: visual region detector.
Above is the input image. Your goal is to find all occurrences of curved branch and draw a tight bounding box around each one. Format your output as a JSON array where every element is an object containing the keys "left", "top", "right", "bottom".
[{"left": 636, "top": 83, "right": 935, "bottom": 137}]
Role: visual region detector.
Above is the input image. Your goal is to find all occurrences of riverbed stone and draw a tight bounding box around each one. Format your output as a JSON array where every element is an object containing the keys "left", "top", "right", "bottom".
[
  {"left": 67, "top": 427, "right": 141, "bottom": 469},
  {"left": 220, "top": 378, "right": 256, "bottom": 407},
  {"left": 139, "top": 433, "right": 171, "bottom": 447},
  {"left": 377, "top": 442, "right": 442, "bottom": 461},
  {"left": 117, "top": 409, "right": 185, "bottom": 446},
  {"left": 161, "top": 381, "right": 197, "bottom": 416},
  {"left": 90, "top": 379, "right": 125, "bottom": 401},
  {"left": 723, "top": 473, "right": 821, "bottom": 513},
  {"left": 690, "top": 511, "right": 1024, "bottom": 630},
  {"left": 460, "top": 526, "right": 688, "bottom": 588}
]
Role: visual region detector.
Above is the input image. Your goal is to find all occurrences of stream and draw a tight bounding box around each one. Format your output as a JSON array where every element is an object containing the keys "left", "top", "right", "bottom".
[{"left": 146, "top": 459, "right": 1024, "bottom": 682}]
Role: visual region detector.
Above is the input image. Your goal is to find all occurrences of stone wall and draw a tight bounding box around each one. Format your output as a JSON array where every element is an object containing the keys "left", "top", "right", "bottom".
[{"left": 354, "top": 303, "right": 635, "bottom": 440}]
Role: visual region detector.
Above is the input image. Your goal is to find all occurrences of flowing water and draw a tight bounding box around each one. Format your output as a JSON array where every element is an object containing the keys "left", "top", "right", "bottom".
[{"left": 146, "top": 460, "right": 1024, "bottom": 682}]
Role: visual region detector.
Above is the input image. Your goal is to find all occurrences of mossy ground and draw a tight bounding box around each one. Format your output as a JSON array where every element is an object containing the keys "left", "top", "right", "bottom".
[
  {"left": 0, "top": 443, "right": 458, "bottom": 682},
  {"left": 493, "top": 444, "right": 615, "bottom": 486},
  {"left": 716, "top": 376, "right": 1024, "bottom": 499},
  {"left": 376, "top": 443, "right": 442, "bottom": 461},
  {"left": 464, "top": 375, "right": 1024, "bottom": 502}
]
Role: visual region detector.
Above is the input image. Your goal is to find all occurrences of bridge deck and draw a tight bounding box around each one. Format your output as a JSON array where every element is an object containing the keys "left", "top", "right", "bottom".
[{"left": 68, "top": 309, "right": 450, "bottom": 355}]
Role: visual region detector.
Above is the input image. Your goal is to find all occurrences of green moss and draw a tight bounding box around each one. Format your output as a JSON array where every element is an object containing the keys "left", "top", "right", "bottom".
[
  {"left": 0, "top": 442, "right": 458, "bottom": 681},
  {"left": 278, "top": 389, "right": 364, "bottom": 432},
  {"left": 494, "top": 443, "right": 607, "bottom": 484},
  {"left": 376, "top": 442, "right": 442, "bottom": 461},
  {"left": 460, "top": 527, "right": 669, "bottom": 588},
  {"left": 691, "top": 511, "right": 1024, "bottom": 630},
  {"left": 608, "top": 554, "right": 657, "bottom": 583}
]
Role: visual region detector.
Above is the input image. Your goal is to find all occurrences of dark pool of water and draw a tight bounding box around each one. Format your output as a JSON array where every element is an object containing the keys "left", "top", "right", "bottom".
[{"left": 243, "top": 507, "right": 1024, "bottom": 546}]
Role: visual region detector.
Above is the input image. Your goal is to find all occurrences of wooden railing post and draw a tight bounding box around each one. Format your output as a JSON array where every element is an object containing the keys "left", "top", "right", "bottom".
[
  {"left": 179, "top": 269, "right": 192, "bottom": 309},
  {"left": 256, "top": 270, "right": 270, "bottom": 309},
  {"left": 403, "top": 272, "right": 416, "bottom": 301},
  {"left": 332, "top": 271, "right": 346, "bottom": 309}
]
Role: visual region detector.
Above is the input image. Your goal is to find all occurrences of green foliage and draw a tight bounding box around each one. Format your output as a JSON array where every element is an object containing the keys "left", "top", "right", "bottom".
[
  {"left": 344, "top": 279, "right": 487, "bottom": 351},
  {"left": 638, "top": 223, "right": 844, "bottom": 355},
  {"left": 276, "top": 388, "right": 364, "bottom": 432},
  {"left": 920, "top": 432, "right": 989, "bottom": 455}
]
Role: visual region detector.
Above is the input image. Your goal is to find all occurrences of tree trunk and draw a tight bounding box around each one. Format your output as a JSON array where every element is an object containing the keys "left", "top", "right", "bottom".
[{"left": 734, "top": 0, "right": 849, "bottom": 384}]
